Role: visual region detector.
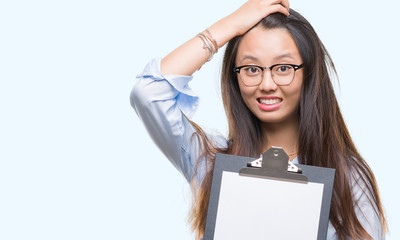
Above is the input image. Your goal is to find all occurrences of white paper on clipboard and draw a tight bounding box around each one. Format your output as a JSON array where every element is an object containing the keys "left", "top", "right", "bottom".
[{"left": 213, "top": 171, "right": 324, "bottom": 240}]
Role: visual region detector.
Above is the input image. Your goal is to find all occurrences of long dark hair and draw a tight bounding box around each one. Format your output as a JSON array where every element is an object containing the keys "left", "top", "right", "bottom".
[{"left": 189, "top": 9, "right": 387, "bottom": 240}]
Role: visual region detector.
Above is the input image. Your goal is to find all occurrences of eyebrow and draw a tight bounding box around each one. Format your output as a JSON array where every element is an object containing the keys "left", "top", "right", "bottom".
[
  {"left": 239, "top": 53, "right": 295, "bottom": 63},
  {"left": 239, "top": 55, "right": 259, "bottom": 62}
]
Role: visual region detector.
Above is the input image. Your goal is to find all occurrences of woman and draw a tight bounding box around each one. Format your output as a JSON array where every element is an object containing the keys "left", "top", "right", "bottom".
[{"left": 131, "top": 0, "right": 387, "bottom": 239}]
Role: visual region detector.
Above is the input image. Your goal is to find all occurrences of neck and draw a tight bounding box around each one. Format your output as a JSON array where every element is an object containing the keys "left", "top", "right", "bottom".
[{"left": 261, "top": 116, "right": 299, "bottom": 161}]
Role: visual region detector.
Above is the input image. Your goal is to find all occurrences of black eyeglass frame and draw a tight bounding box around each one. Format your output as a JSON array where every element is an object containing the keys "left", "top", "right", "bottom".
[{"left": 233, "top": 63, "right": 304, "bottom": 86}]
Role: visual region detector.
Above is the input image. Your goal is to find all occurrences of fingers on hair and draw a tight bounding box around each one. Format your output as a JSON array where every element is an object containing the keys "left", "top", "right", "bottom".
[
  {"left": 269, "top": 3, "right": 290, "bottom": 16},
  {"left": 280, "top": 0, "right": 290, "bottom": 9},
  {"left": 267, "top": 0, "right": 290, "bottom": 9},
  {"left": 262, "top": 0, "right": 290, "bottom": 16}
]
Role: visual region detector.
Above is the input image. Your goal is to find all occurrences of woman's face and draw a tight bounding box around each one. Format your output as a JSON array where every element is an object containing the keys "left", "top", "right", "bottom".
[{"left": 235, "top": 27, "right": 304, "bottom": 125}]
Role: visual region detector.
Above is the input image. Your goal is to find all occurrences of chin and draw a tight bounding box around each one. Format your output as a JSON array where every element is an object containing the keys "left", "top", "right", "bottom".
[
  {"left": 255, "top": 114, "right": 284, "bottom": 123},
  {"left": 254, "top": 111, "right": 297, "bottom": 125}
]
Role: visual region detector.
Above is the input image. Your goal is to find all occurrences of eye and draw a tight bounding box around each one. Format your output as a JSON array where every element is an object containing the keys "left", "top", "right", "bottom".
[
  {"left": 275, "top": 65, "right": 293, "bottom": 73},
  {"left": 243, "top": 66, "right": 261, "bottom": 76}
]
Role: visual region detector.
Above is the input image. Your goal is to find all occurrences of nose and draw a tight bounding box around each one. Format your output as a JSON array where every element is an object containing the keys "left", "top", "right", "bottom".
[{"left": 259, "top": 70, "right": 278, "bottom": 92}]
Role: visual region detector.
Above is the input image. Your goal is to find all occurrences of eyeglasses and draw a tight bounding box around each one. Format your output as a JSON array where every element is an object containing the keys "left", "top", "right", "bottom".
[{"left": 234, "top": 63, "right": 304, "bottom": 86}]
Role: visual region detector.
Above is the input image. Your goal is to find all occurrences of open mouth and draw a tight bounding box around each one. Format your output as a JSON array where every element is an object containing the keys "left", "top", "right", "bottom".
[{"left": 258, "top": 98, "right": 282, "bottom": 105}]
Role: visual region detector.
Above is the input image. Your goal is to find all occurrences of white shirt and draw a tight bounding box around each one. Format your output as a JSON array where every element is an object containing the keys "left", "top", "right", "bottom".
[{"left": 131, "top": 58, "right": 385, "bottom": 239}]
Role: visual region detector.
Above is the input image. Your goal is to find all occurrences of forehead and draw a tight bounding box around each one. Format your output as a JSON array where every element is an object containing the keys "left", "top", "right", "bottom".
[{"left": 236, "top": 27, "right": 302, "bottom": 64}]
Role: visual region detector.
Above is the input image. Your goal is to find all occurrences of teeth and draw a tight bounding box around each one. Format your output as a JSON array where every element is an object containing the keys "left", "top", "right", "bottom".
[{"left": 259, "top": 98, "right": 281, "bottom": 105}]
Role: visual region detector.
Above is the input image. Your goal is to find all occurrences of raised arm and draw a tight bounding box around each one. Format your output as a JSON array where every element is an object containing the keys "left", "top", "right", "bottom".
[
  {"left": 132, "top": 0, "right": 290, "bottom": 182},
  {"left": 161, "top": 0, "right": 290, "bottom": 76}
]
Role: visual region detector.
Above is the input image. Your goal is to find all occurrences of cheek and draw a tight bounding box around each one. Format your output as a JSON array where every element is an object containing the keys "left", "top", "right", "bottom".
[
  {"left": 281, "top": 78, "right": 303, "bottom": 107},
  {"left": 238, "top": 82, "right": 255, "bottom": 106},
  {"left": 287, "top": 83, "right": 303, "bottom": 106},
  {"left": 290, "top": 74, "right": 303, "bottom": 98}
]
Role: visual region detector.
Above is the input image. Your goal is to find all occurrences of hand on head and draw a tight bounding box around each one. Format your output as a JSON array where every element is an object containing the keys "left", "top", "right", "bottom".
[
  {"left": 226, "top": 0, "right": 290, "bottom": 37},
  {"left": 161, "top": 0, "right": 291, "bottom": 76}
]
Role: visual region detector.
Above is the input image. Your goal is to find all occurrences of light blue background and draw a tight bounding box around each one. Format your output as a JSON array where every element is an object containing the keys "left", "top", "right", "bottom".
[{"left": 0, "top": 0, "right": 399, "bottom": 239}]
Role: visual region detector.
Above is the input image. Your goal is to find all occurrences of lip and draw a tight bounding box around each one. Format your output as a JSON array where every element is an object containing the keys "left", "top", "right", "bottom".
[{"left": 257, "top": 96, "right": 282, "bottom": 111}]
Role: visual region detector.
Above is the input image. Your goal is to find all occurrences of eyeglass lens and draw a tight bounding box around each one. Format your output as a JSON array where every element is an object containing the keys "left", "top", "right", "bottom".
[{"left": 239, "top": 65, "right": 296, "bottom": 86}]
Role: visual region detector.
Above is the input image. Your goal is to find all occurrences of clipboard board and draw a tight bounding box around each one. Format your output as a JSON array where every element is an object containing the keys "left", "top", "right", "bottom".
[{"left": 203, "top": 147, "right": 335, "bottom": 240}]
